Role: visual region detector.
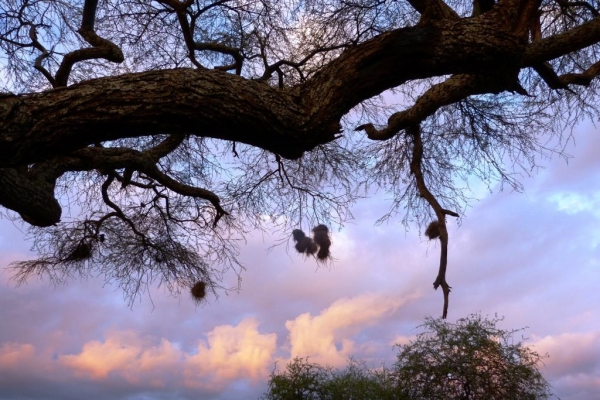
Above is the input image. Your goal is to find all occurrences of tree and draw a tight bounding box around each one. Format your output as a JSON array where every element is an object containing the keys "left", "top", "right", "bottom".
[
  {"left": 393, "top": 314, "right": 553, "bottom": 399},
  {"left": 263, "top": 357, "right": 401, "bottom": 400},
  {"left": 1, "top": 0, "right": 599, "bottom": 314},
  {"left": 263, "top": 315, "right": 553, "bottom": 400}
]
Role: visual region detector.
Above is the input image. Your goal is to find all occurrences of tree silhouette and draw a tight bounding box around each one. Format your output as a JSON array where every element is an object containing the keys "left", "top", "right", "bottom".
[{"left": 1, "top": 0, "right": 598, "bottom": 314}]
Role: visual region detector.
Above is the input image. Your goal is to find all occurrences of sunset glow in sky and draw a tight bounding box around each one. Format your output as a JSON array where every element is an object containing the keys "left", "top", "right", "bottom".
[{"left": 1, "top": 122, "right": 600, "bottom": 399}]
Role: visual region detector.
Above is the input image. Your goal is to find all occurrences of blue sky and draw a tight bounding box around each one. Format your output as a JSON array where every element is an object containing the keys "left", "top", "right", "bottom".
[{"left": 1, "top": 122, "right": 600, "bottom": 399}]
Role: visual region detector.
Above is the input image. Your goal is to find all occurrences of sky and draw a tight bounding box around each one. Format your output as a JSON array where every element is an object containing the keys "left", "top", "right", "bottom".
[{"left": 1, "top": 122, "right": 600, "bottom": 400}]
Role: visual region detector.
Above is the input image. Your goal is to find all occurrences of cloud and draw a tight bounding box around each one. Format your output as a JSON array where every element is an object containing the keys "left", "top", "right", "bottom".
[
  {"left": 60, "top": 330, "right": 182, "bottom": 387},
  {"left": 57, "top": 318, "right": 277, "bottom": 392},
  {"left": 0, "top": 342, "right": 35, "bottom": 368},
  {"left": 530, "top": 331, "right": 600, "bottom": 400},
  {"left": 184, "top": 317, "right": 277, "bottom": 390},
  {"left": 532, "top": 331, "right": 600, "bottom": 377},
  {"left": 285, "top": 292, "right": 418, "bottom": 366}
]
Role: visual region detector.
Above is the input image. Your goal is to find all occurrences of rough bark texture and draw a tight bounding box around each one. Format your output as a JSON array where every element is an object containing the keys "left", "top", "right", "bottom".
[{"left": 0, "top": 16, "right": 528, "bottom": 168}]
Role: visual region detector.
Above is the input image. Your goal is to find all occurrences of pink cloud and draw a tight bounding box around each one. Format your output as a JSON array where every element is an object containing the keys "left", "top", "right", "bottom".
[
  {"left": 184, "top": 317, "right": 277, "bottom": 390},
  {"left": 530, "top": 331, "right": 600, "bottom": 399},
  {"left": 0, "top": 342, "right": 35, "bottom": 367},
  {"left": 60, "top": 330, "right": 182, "bottom": 387},
  {"left": 285, "top": 292, "right": 419, "bottom": 366},
  {"left": 532, "top": 331, "right": 600, "bottom": 377}
]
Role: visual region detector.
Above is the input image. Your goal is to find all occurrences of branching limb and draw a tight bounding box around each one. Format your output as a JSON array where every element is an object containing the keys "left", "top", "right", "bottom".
[
  {"left": 257, "top": 44, "right": 349, "bottom": 83},
  {"left": 101, "top": 173, "right": 146, "bottom": 239},
  {"left": 27, "top": 24, "right": 56, "bottom": 87},
  {"left": 54, "top": 0, "right": 124, "bottom": 86},
  {"left": 559, "top": 60, "right": 600, "bottom": 85},
  {"left": 157, "top": 0, "right": 243, "bottom": 72},
  {"left": 523, "top": 16, "right": 600, "bottom": 65},
  {"left": 355, "top": 73, "right": 524, "bottom": 141},
  {"left": 556, "top": 0, "right": 599, "bottom": 17},
  {"left": 405, "top": 0, "right": 460, "bottom": 21},
  {"left": 28, "top": 144, "right": 227, "bottom": 227},
  {"left": 407, "top": 124, "right": 458, "bottom": 319}
]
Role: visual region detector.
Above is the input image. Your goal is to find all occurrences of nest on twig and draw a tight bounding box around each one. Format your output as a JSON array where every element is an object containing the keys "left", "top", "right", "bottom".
[
  {"left": 292, "top": 229, "right": 305, "bottom": 242},
  {"left": 296, "top": 236, "right": 318, "bottom": 254},
  {"left": 425, "top": 220, "right": 441, "bottom": 240},
  {"left": 292, "top": 225, "right": 332, "bottom": 259},
  {"left": 66, "top": 241, "right": 93, "bottom": 261},
  {"left": 312, "top": 225, "right": 331, "bottom": 260},
  {"left": 190, "top": 281, "right": 207, "bottom": 303}
]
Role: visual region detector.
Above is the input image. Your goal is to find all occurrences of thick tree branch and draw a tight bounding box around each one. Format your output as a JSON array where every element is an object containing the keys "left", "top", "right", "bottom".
[
  {"left": 523, "top": 16, "right": 600, "bottom": 64},
  {"left": 0, "top": 168, "right": 61, "bottom": 226},
  {"left": 559, "top": 60, "right": 600, "bottom": 85},
  {"left": 0, "top": 17, "right": 527, "bottom": 168}
]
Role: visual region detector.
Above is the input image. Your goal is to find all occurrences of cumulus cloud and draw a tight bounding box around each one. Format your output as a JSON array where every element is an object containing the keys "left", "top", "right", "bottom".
[
  {"left": 60, "top": 330, "right": 182, "bottom": 387},
  {"left": 184, "top": 317, "right": 277, "bottom": 390},
  {"left": 55, "top": 318, "right": 277, "bottom": 392},
  {"left": 285, "top": 292, "right": 418, "bottom": 366}
]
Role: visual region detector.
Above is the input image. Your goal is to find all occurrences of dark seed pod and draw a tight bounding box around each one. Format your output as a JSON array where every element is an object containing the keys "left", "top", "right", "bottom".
[{"left": 425, "top": 220, "right": 441, "bottom": 240}]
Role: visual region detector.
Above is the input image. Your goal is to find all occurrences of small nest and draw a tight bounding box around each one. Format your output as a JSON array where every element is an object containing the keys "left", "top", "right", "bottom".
[
  {"left": 312, "top": 224, "right": 329, "bottom": 233},
  {"left": 292, "top": 225, "right": 332, "bottom": 259},
  {"left": 191, "top": 281, "right": 207, "bottom": 303},
  {"left": 292, "top": 229, "right": 306, "bottom": 242},
  {"left": 295, "top": 236, "right": 318, "bottom": 255},
  {"left": 425, "top": 220, "right": 441, "bottom": 240},
  {"left": 66, "top": 241, "right": 93, "bottom": 261},
  {"left": 313, "top": 225, "right": 331, "bottom": 260},
  {"left": 305, "top": 238, "right": 318, "bottom": 255}
]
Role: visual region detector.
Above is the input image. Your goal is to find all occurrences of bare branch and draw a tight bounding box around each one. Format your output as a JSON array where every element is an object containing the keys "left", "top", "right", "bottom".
[
  {"left": 408, "top": 125, "right": 458, "bottom": 319},
  {"left": 54, "top": 0, "right": 124, "bottom": 86}
]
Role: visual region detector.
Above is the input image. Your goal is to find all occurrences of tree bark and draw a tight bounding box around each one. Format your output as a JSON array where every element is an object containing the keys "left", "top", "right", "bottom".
[{"left": 0, "top": 16, "right": 526, "bottom": 167}]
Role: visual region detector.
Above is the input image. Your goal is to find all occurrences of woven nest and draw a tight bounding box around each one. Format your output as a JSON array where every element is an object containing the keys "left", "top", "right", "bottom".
[
  {"left": 425, "top": 220, "right": 441, "bottom": 240},
  {"left": 191, "top": 281, "right": 207, "bottom": 302},
  {"left": 296, "top": 236, "right": 318, "bottom": 254},
  {"left": 312, "top": 224, "right": 329, "bottom": 233},
  {"left": 313, "top": 225, "right": 331, "bottom": 260},
  {"left": 292, "top": 229, "right": 306, "bottom": 242},
  {"left": 67, "top": 241, "right": 93, "bottom": 261}
]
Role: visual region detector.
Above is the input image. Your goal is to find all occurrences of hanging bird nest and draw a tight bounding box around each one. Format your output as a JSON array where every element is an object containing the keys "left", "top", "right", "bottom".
[
  {"left": 425, "top": 220, "right": 441, "bottom": 240},
  {"left": 292, "top": 229, "right": 306, "bottom": 242},
  {"left": 312, "top": 225, "right": 331, "bottom": 260},
  {"left": 66, "top": 241, "right": 93, "bottom": 261},
  {"left": 292, "top": 225, "right": 332, "bottom": 259},
  {"left": 191, "top": 281, "right": 207, "bottom": 302}
]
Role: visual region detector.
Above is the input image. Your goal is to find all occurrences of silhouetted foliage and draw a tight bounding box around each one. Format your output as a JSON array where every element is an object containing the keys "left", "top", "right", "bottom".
[
  {"left": 2, "top": 0, "right": 600, "bottom": 313},
  {"left": 263, "top": 314, "right": 554, "bottom": 399}
]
